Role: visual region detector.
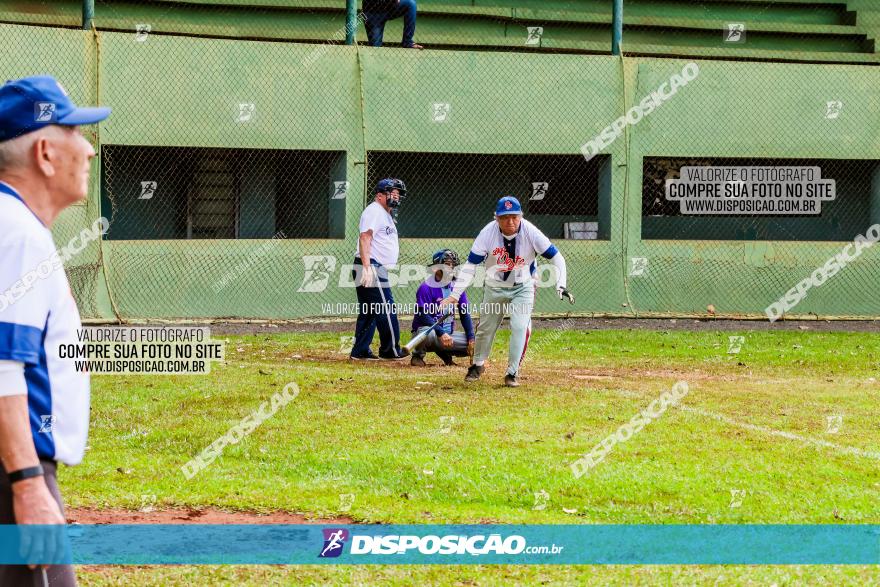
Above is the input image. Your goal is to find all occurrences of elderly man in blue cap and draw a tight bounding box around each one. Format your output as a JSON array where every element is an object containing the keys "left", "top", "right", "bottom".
[
  {"left": 441, "top": 196, "right": 574, "bottom": 387},
  {"left": 0, "top": 75, "right": 110, "bottom": 585}
]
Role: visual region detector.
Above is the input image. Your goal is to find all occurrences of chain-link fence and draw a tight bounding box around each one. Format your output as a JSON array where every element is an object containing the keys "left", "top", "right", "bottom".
[{"left": 1, "top": 1, "right": 878, "bottom": 320}]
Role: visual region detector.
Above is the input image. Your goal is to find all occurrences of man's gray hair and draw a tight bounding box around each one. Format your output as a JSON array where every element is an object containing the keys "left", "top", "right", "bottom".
[{"left": 0, "top": 129, "right": 48, "bottom": 174}]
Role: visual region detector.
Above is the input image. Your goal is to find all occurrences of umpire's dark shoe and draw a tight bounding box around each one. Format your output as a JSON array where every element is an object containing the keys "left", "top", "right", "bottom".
[
  {"left": 350, "top": 352, "right": 379, "bottom": 361},
  {"left": 504, "top": 373, "right": 520, "bottom": 387},
  {"left": 380, "top": 348, "right": 410, "bottom": 360},
  {"left": 410, "top": 355, "right": 426, "bottom": 367},
  {"left": 465, "top": 365, "right": 484, "bottom": 382}
]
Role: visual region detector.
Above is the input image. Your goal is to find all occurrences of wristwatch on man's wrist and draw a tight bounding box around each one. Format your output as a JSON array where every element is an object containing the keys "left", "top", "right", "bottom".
[{"left": 8, "top": 465, "right": 44, "bottom": 484}]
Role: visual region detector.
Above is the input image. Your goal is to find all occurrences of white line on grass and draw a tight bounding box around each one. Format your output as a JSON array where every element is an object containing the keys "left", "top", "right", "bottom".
[{"left": 612, "top": 388, "right": 880, "bottom": 462}]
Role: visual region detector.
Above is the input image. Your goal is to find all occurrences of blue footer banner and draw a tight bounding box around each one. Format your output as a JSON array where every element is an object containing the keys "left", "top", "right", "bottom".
[{"left": 0, "top": 525, "right": 878, "bottom": 565}]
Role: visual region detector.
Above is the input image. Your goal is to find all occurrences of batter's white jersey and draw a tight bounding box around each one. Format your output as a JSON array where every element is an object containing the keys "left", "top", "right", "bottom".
[
  {"left": 0, "top": 181, "right": 90, "bottom": 465},
  {"left": 459, "top": 218, "right": 559, "bottom": 288},
  {"left": 355, "top": 201, "right": 399, "bottom": 267}
]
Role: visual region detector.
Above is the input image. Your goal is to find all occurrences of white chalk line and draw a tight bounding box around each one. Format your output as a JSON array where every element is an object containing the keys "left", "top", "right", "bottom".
[{"left": 612, "top": 388, "right": 880, "bottom": 462}]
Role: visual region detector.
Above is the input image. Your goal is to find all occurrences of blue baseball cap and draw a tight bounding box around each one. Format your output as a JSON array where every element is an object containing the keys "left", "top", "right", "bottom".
[
  {"left": 495, "top": 196, "right": 523, "bottom": 216},
  {"left": 0, "top": 75, "right": 111, "bottom": 142}
]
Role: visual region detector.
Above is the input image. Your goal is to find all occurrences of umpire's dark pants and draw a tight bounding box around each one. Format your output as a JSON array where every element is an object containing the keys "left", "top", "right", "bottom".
[
  {"left": 0, "top": 459, "right": 77, "bottom": 586},
  {"left": 351, "top": 258, "right": 404, "bottom": 358}
]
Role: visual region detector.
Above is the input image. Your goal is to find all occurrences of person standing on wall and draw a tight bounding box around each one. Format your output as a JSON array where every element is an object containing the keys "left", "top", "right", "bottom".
[
  {"left": 362, "top": 0, "right": 424, "bottom": 49},
  {"left": 350, "top": 179, "right": 410, "bottom": 361}
]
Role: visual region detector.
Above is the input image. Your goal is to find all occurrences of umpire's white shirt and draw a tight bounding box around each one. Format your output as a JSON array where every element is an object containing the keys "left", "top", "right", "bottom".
[
  {"left": 0, "top": 182, "right": 90, "bottom": 466},
  {"left": 355, "top": 201, "right": 399, "bottom": 267}
]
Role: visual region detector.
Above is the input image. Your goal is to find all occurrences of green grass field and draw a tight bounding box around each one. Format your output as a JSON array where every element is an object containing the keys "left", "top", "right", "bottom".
[{"left": 64, "top": 326, "right": 880, "bottom": 585}]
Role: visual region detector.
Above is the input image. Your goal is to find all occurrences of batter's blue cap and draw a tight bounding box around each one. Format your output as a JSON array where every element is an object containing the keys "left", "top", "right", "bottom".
[
  {"left": 0, "top": 75, "right": 111, "bottom": 142},
  {"left": 495, "top": 196, "right": 523, "bottom": 216}
]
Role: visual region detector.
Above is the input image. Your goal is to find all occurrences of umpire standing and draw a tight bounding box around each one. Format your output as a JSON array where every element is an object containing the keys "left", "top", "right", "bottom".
[
  {"left": 0, "top": 76, "right": 111, "bottom": 585},
  {"left": 350, "top": 179, "right": 409, "bottom": 360}
]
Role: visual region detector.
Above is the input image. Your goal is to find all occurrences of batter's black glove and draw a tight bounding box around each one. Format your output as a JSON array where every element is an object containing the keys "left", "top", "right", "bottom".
[{"left": 557, "top": 286, "right": 575, "bottom": 304}]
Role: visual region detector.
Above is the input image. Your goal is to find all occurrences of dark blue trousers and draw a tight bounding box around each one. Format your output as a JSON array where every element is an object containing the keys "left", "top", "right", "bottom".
[
  {"left": 351, "top": 259, "right": 404, "bottom": 358},
  {"left": 363, "top": 0, "right": 418, "bottom": 47}
]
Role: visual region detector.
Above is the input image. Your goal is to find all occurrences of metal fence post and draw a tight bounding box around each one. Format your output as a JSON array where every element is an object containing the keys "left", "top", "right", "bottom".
[
  {"left": 82, "top": 0, "right": 94, "bottom": 30},
  {"left": 612, "top": 0, "right": 623, "bottom": 55},
  {"left": 346, "top": 0, "right": 357, "bottom": 45}
]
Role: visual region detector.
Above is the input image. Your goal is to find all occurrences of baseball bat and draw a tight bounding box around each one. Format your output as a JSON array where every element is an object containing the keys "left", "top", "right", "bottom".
[{"left": 404, "top": 310, "right": 453, "bottom": 353}]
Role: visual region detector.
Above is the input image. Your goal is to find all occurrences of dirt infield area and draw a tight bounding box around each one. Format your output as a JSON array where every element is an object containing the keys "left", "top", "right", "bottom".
[{"left": 68, "top": 508, "right": 353, "bottom": 525}]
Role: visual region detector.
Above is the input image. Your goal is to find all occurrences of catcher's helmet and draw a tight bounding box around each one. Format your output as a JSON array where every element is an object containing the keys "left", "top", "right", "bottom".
[
  {"left": 376, "top": 178, "right": 407, "bottom": 199},
  {"left": 431, "top": 249, "right": 460, "bottom": 267}
]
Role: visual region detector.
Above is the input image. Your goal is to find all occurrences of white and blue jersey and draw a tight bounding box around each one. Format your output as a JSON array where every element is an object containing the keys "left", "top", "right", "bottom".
[
  {"left": 452, "top": 218, "right": 563, "bottom": 295},
  {"left": 0, "top": 181, "right": 90, "bottom": 466}
]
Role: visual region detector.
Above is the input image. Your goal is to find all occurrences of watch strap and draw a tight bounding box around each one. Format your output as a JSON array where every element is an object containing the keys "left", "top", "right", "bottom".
[{"left": 8, "top": 465, "right": 44, "bottom": 484}]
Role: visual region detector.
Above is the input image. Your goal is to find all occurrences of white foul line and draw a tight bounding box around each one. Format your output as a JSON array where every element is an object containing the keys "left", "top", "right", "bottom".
[{"left": 613, "top": 388, "right": 880, "bottom": 462}]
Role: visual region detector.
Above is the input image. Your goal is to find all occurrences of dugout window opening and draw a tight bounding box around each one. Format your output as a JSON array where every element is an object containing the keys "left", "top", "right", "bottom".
[
  {"left": 100, "top": 146, "right": 347, "bottom": 240},
  {"left": 365, "top": 151, "right": 610, "bottom": 240},
  {"left": 641, "top": 157, "right": 878, "bottom": 242}
]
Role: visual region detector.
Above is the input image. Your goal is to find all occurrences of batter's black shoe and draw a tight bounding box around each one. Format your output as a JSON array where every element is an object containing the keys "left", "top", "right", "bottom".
[
  {"left": 410, "top": 355, "right": 426, "bottom": 367},
  {"left": 350, "top": 352, "right": 379, "bottom": 361},
  {"left": 504, "top": 373, "right": 520, "bottom": 387},
  {"left": 465, "top": 365, "right": 484, "bottom": 382}
]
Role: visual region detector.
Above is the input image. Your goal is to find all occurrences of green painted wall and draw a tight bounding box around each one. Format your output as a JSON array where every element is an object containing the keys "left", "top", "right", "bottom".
[
  {"left": 0, "top": 22, "right": 878, "bottom": 320},
  {"left": 622, "top": 57, "right": 880, "bottom": 316},
  {"left": 1, "top": 0, "right": 876, "bottom": 62}
]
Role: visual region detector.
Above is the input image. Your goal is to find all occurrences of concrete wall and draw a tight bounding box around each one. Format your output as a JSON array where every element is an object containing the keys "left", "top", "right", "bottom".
[
  {"left": 0, "top": 23, "right": 878, "bottom": 319},
  {"left": 0, "top": 1, "right": 874, "bottom": 62}
]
